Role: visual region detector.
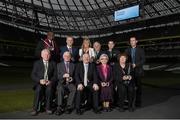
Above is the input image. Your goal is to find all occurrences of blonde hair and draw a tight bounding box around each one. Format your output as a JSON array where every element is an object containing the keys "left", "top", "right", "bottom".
[{"left": 81, "top": 37, "right": 92, "bottom": 49}]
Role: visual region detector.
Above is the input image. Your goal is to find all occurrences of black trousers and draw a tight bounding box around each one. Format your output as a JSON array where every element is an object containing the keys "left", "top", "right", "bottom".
[
  {"left": 76, "top": 85, "right": 99, "bottom": 110},
  {"left": 117, "top": 83, "right": 135, "bottom": 108},
  {"left": 57, "top": 83, "right": 76, "bottom": 108},
  {"left": 134, "top": 76, "right": 142, "bottom": 105},
  {"left": 33, "top": 84, "right": 53, "bottom": 111}
]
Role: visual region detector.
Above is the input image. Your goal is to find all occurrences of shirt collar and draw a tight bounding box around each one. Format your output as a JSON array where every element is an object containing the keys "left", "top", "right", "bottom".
[{"left": 67, "top": 45, "right": 72, "bottom": 49}]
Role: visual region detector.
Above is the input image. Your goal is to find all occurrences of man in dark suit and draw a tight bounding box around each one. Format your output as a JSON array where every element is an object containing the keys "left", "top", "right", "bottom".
[
  {"left": 55, "top": 51, "right": 76, "bottom": 115},
  {"left": 125, "top": 36, "right": 145, "bottom": 107},
  {"left": 75, "top": 53, "right": 101, "bottom": 115},
  {"left": 106, "top": 40, "right": 120, "bottom": 66},
  {"left": 35, "top": 31, "right": 59, "bottom": 62},
  {"left": 93, "top": 41, "right": 104, "bottom": 65},
  {"left": 60, "top": 36, "right": 79, "bottom": 63},
  {"left": 31, "top": 49, "right": 57, "bottom": 116}
]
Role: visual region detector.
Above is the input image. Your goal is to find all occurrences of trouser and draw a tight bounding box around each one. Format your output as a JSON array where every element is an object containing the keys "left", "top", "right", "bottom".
[
  {"left": 33, "top": 84, "right": 53, "bottom": 111},
  {"left": 134, "top": 76, "right": 142, "bottom": 105},
  {"left": 117, "top": 83, "right": 135, "bottom": 108},
  {"left": 76, "top": 86, "right": 99, "bottom": 110},
  {"left": 57, "top": 83, "right": 76, "bottom": 108}
]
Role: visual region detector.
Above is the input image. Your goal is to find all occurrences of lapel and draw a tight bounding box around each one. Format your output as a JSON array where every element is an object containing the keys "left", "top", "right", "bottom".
[
  {"left": 62, "top": 62, "right": 67, "bottom": 73},
  {"left": 69, "top": 62, "right": 73, "bottom": 75},
  {"left": 47, "top": 61, "right": 51, "bottom": 75},
  {"left": 40, "top": 60, "right": 45, "bottom": 75},
  {"left": 98, "top": 65, "right": 104, "bottom": 81}
]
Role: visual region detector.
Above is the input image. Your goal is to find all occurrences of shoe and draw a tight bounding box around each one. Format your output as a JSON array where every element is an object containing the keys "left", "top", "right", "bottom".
[
  {"left": 65, "top": 108, "right": 72, "bottom": 114},
  {"left": 30, "top": 110, "right": 38, "bottom": 116},
  {"left": 103, "top": 107, "right": 108, "bottom": 112},
  {"left": 128, "top": 107, "right": 135, "bottom": 112},
  {"left": 107, "top": 107, "right": 112, "bottom": 112},
  {"left": 46, "top": 109, "right": 53, "bottom": 115},
  {"left": 76, "top": 109, "right": 83, "bottom": 115},
  {"left": 118, "top": 108, "right": 125, "bottom": 112},
  {"left": 93, "top": 109, "right": 101, "bottom": 114},
  {"left": 55, "top": 107, "right": 64, "bottom": 115}
]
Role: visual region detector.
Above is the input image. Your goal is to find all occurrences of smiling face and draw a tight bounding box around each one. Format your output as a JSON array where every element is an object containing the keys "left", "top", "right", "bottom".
[
  {"left": 83, "top": 40, "right": 90, "bottom": 48},
  {"left": 82, "top": 53, "right": 90, "bottom": 64},
  {"left": 41, "top": 49, "right": 51, "bottom": 61},
  {"left": 108, "top": 41, "right": 115, "bottom": 49},
  {"left": 93, "top": 42, "right": 101, "bottom": 52},
  {"left": 47, "top": 32, "right": 54, "bottom": 40},
  {"left": 130, "top": 37, "right": 138, "bottom": 48},
  {"left": 119, "top": 55, "right": 127, "bottom": 64},
  {"left": 100, "top": 54, "right": 108, "bottom": 65},
  {"left": 66, "top": 36, "right": 74, "bottom": 47},
  {"left": 63, "top": 51, "right": 71, "bottom": 62}
]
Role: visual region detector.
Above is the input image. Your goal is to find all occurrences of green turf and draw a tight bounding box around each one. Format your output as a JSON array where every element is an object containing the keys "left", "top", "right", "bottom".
[{"left": 0, "top": 89, "right": 33, "bottom": 113}]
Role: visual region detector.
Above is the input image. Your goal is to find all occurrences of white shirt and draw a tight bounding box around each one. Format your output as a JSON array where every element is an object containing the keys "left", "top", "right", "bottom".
[
  {"left": 79, "top": 48, "right": 95, "bottom": 58},
  {"left": 43, "top": 60, "right": 49, "bottom": 80},
  {"left": 83, "top": 63, "right": 89, "bottom": 86}
]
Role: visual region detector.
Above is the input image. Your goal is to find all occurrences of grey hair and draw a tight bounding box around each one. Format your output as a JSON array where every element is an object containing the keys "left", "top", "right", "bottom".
[{"left": 99, "top": 54, "right": 109, "bottom": 60}]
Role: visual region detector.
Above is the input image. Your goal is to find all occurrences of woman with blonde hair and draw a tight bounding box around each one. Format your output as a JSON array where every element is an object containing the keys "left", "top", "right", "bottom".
[{"left": 79, "top": 37, "right": 95, "bottom": 62}]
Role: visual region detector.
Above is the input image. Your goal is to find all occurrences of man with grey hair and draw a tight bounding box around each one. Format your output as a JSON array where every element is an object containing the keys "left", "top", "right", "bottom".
[
  {"left": 75, "top": 53, "right": 101, "bottom": 115},
  {"left": 55, "top": 51, "right": 76, "bottom": 115},
  {"left": 31, "top": 49, "right": 57, "bottom": 116}
]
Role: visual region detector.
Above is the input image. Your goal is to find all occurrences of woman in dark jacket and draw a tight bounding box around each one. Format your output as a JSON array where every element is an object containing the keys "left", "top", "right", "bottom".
[
  {"left": 97, "top": 54, "right": 113, "bottom": 112},
  {"left": 113, "top": 53, "right": 135, "bottom": 112}
]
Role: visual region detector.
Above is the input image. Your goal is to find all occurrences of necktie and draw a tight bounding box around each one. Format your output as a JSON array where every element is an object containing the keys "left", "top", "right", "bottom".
[
  {"left": 65, "top": 62, "right": 69, "bottom": 73},
  {"left": 44, "top": 62, "right": 48, "bottom": 80},
  {"left": 84, "top": 64, "right": 88, "bottom": 87},
  {"left": 69, "top": 48, "right": 72, "bottom": 54}
]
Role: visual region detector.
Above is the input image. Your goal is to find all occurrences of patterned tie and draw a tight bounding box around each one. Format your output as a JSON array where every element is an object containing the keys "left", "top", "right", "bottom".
[
  {"left": 65, "top": 62, "right": 69, "bottom": 73},
  {"left": 44, "top": 62, "right": 48, "bottom": 80}
]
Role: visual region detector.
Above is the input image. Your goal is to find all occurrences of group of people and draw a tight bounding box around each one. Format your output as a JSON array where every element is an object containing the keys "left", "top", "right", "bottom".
[{"left": 31, "top": 32, "right": 145, "bottom": 116}]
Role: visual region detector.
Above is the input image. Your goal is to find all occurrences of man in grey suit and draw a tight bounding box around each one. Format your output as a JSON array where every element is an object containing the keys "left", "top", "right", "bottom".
[{"left": 55, "top": 51, "right": 76, "bottom": 115}]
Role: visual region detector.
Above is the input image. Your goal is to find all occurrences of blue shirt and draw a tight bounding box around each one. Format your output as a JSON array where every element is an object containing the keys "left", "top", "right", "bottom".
[{"left": 131, "top": 48, "right": 136, "bottom": 64}]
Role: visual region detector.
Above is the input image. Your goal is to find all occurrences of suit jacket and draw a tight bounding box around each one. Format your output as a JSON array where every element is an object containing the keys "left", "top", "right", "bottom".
[
  {"left": 125, "top": 47, "right": 145, "bottom": 77},
  {"left": 75, "top": 62, "right": 98, "bottom": 85},
  {"left": 35, "top": 39, "right": 60, "bottom": 62},
  {"left": 31, "top": 59, "right": 57, "bottom": 88},
  {"left": 113, "top": 63, "right": 134, "bottom": 85},
  {"left": 57, "top": 61, "right": 75, "bottom": 85},
  {"left": 60, "top": 46, "right": 79, "bottom": 62},
  {"left": 94, "top": 50, "right": 104, "bottom": 62},
  {"left": 106, "top": 49, "right": 120, "bottom": 64},
  {"left": 97, "top": 64, "right": 113, "bottom": 85}
]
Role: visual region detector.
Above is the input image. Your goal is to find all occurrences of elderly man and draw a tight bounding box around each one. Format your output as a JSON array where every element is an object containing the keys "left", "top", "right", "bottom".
[
  {"left": 75, "top": 53, "right": 101, "bottom": 115},
  {"left": 56, "top": 51, "right": 76, "bottom": 115},
  {"left": 93, "top": 41, "right": 104, "bottom": 64},
  {"left": 31, "top": 49, "right": 57, "bottom": 116}
]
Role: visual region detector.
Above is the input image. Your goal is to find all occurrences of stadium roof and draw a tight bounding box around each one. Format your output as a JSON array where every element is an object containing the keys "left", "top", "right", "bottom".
[{"left": 0, "top": 0, "right": 180, "bottom": 37}]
